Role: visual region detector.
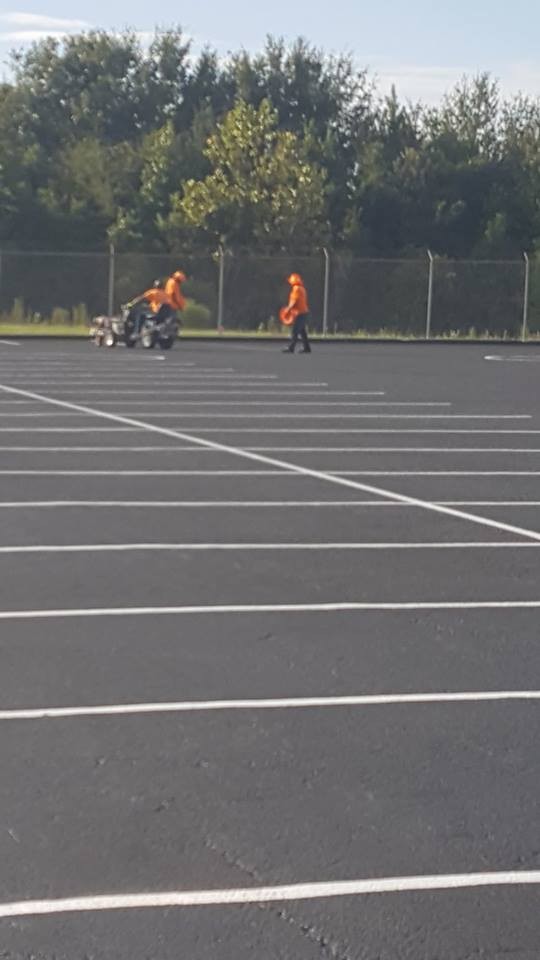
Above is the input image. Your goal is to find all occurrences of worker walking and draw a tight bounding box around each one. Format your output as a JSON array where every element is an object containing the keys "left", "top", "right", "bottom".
[{"left": 281, "top": 273, "right": 311, "bottom": 353}]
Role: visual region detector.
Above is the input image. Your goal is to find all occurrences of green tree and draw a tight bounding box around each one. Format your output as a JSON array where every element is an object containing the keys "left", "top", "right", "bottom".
[{"left": 168, "top": 99, "right": 328, "bottom": 250}]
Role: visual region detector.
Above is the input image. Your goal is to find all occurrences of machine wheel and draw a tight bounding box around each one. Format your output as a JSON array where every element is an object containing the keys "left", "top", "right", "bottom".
[
  {"left": 125, "top": 336, "right": 137, "bottom": 348},
  {"left": 141, "top": 330, "right": 156, "bottom": 349},
  {"left": 159, "top": 336, "right": 174, "bottom": 350},
  {"left": 104, "top": 330, "right": 117, "bottom": 348}
]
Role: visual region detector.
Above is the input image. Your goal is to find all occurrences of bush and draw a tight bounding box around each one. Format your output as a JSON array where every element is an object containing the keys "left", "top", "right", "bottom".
[
  {"left": 182, "top": 300, "right": 212, "bottom": 329},
  {"left": 0, "top": 298, "right": 28, "bottom": 325},
  {"left": 72, "top": 303, "right": 91, "bottom": 327},
  {"left": 50, "top": 307, "right": 71, "bottom": 326}
]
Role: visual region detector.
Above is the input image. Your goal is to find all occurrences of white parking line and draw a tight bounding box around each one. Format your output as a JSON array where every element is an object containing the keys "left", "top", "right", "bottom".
[
  {"left": 249, "top": 447, "right": 540, "bottom": 454},
  {"left": 1, "top": 871, "right": 540, "bottom": 917},
  {"left": 2, "top": 690, "right": 540, "bottom": 721},
  {"left": 112, "top": 413, "right": 530, "bottom": 419},
  {"left": 87, "top": 401, "right": 449, "bottom": 408},
  {"left": 2, "top": 383, "right": 540, "bottom": 544},
  {"left": 1, "top": 600, "right": 540, "bottom": 621},
  {"left": 181, "top": 429, "right": 540, "bottom": 435},
  {"left": 0, "top": 470, "right": 297, "bottom": 476},
  {"left": 0, "top": 413, "right": 101, "bottom": 417},
  {"left": 31, "top": 389, "right": 383, "bottom": 397},
  {"left": 1, "top": 372, "right": 280, "bottom": 380},
  {"left": 3, "top": 426, "right": 540, "bottom": 435},
  {"left": 335, "top": 471, "right": 540, "bottom": 477},
  {"left": 0, "top": 500, "right": 537, "bottom": 509},
  {"left": 0, "top": 427, "right": 143, "bottom": 433},
  {"left": 0, "top": 542, "right": 537, "bottom": 554},
  {"left": 485, "top": 355, "right": 540, "bottom": 362},
  {"left": 3, "top": 380, "right": 329, "bottom": 388},
  {"left": 0, "top": 446, "right": 208, "bottom": 452},
  {"left": 6, "top": 446, "right": 540, "bottom": 454},
  {"left": 0, "top": 500, "right": 381, "bottom": 508},
  {"left": 5, "top": 469, "right": 540, "bottom": 477}
]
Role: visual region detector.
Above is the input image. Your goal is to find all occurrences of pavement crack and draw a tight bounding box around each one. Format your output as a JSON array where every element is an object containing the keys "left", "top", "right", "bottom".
[{"left": 203, "top": 834, "right": 354, "bottom": 960}]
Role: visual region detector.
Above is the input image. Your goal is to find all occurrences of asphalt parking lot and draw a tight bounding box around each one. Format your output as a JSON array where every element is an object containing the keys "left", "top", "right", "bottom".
[{"left": 1, "top": 338, "right": 540, "bottom": 959}]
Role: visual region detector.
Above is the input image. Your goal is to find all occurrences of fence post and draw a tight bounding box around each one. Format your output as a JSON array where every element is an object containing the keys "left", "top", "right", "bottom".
[
  {"left": 217, "top": 245, "right": 225, "bottom": 331},
  {"left": 522, "top": 252, "right": 530, "bottom": 343},
  {"left": 107, "top": 243, "right": 115, "bottom": 317},
  {"left": 425, "top": 250, "right": 434, "bottom": 339},
  {"left": 322, "top": 248, "right": 330, "bottom": 337}
]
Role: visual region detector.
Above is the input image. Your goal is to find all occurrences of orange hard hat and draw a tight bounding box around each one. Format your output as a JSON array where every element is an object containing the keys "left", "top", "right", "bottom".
[
  {"left": 173, "top": 270, "right": 186, "bottom": 282},
  {"left": 288, "top": 273, "right": 303, "bottom": 286}
]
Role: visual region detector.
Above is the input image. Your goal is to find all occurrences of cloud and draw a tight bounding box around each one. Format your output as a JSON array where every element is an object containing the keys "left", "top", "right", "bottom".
[
  {"left": 376, "top": 65, "right": 467, "bottom": 104},
  {"left": 498, "top": 61, "right": 540, "bottom": 97},
  {"left": 1, "top": 31, "right": 70, "bottom": 41},
  {"left": 0, "top": 12, "right": 90, "bottom": 31},
  {"left": 368, "top": 58, "right": 540, "bottom": 104},
  {"left": 0, "top": 12, "right": 91, "bottom": 49}
]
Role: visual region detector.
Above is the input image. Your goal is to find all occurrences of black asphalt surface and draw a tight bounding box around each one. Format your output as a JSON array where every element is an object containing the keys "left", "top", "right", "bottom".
[{"left": 1, "top": 340, "right": 540, "bottom": 959}]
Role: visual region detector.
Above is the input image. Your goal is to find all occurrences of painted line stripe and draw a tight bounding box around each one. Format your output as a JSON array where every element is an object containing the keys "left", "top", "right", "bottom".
[
  {"left": 6, "top": 446, "right": 540, "bottom": 454},
  {"left": 0, "top": 372, "right": 272, "bottom": 378},
  {"left": 0, "top": 428, "right": 144, "bottom": 433},
  {"left": 485, "top": 355, "right": 540, "bottom": 362},
  {"left": 0, "top": 446, "right": 209, "bottom": 452},
  {"left": 3, "top": 380, "right": 329, "bottom": 388},
  {"left": 3, "top": 690, "right": 540, "bottom": 721},
  {"left": 0, "top": 542, "right": 536, "bottom": 555},
  {"left": 0, "top": 413, "right": 103, "bottom": 418},
  {"left": 0, "top": 470, "right": 298, "bottom": 476},
  {"left": 335, "top": 471, "right": 540, "bottom": 477},
  {"left": 0, "top": 371, "right": 280, "bottom": 379},
  {"left": 0, "top": 370, "right": 281, "bottom": 377},
  {"left": 249, "top": 447, "right": 540, "bottom": 454},
  {"left": 33, "top": 390, "right": 385, "bottom": 397},
  {"left": 1, "top": 600, "right": 540, "bottom": 621},
  {"left": 0, "top": 340, "right": 20, "bottom": 346},
  {"left": 4, "top": 470, "right": 540, "bottom": 477},
  {"left": 2, "top": 427, "right": 540, "bottom": 436},
  {"left": 0, "top": 500, "right": 538, "bottom": 509},
  {"left": 107, "top": 413, "right": 530, "bottom": 420},
  {"left": 1, "top": 500, "right": 384, "bottom": 508},
  {"left": 2, "top": 872, "right": 540, "bottom": 917},
  {"left": 2, "top": 385, "right": 540, "bottom": 545},
  {"left": 84, "top": 401, "right": 450, "bottom": 408},
  {"left": 169, "top": 429, "right": 540, "bottom": 435}
]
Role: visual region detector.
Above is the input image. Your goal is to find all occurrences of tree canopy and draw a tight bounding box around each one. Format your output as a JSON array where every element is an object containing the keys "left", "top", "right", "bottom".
[{"left": 1, "top": 29, "right": 540, "bottom": 257}]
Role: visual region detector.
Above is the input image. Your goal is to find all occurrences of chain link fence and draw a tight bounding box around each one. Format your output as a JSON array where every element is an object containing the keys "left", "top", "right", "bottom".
[{"left": 0, "top": 247, "right": 537, "bottom": 338}]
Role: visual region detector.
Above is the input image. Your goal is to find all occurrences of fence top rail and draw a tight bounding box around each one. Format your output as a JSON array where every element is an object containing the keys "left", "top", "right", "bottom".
[
  {"left": 433, "top": 258, "right": 526, "bottom": 266},
  {"left": 1, "top": 250, "right": 109, "bottom": 259},
  {"left": 0, "top": 250, "right": 531, "bottom": 267}
]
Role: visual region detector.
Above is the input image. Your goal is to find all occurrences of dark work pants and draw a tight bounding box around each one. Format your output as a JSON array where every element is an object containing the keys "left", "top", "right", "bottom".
[
  {"left": 154, "top": 304, "right": 175, "bottom": 326},
  {"left": 288, "top": 313, "right": 311, "bottom": 352}
]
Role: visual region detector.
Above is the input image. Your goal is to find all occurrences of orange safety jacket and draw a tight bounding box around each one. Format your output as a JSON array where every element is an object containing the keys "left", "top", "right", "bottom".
[
  {"left": 142, "top": 288, "right": 173, "bottom": 314},
  {"left": 288, "top": 282, "right": 309, "bottom": 316},
  {"left": 165, "top": 277, "right": 186, "bottom": 311}
]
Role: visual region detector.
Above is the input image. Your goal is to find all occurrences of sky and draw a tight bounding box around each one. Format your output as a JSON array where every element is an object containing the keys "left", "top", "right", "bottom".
[{"left": 1, "top": 1, "right": 539, "bottom": 104}]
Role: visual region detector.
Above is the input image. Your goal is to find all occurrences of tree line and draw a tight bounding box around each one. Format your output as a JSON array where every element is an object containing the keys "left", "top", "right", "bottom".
[{"left": 1, "top": 29, "right": 540, "bottom": 260}]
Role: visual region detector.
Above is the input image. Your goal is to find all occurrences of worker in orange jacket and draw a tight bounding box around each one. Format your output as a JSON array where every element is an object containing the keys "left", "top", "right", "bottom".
[
  {"left": 165, "top": 271, "right": 187, "bottom": 317},
  {"left": 127, "top": 280, "right": 175, "bottom": 332},
  {"left": 282, "top": 273, "right": 311, "bottom": 353}
]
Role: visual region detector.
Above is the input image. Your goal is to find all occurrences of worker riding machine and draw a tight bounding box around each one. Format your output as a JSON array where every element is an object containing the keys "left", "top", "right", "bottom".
[{"left": 90, "top": 302, "right": 178, "bottom": 350}]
